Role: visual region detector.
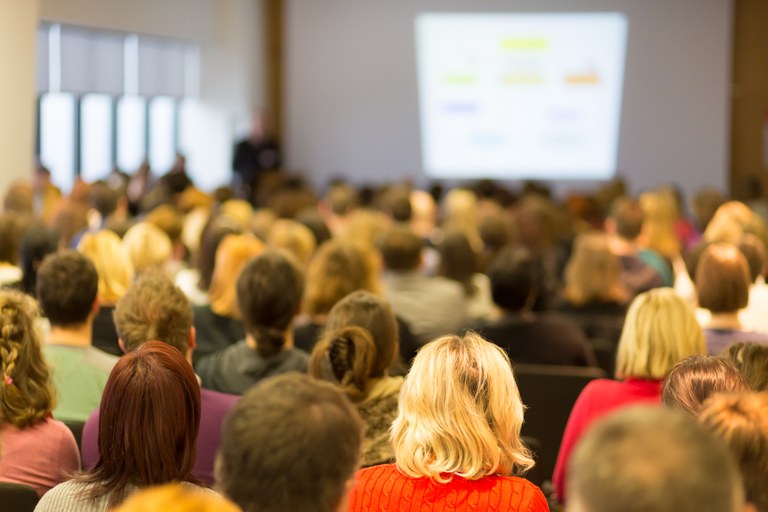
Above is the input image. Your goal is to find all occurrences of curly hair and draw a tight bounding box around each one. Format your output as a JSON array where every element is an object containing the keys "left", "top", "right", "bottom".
[{"left": 0, "top": 289, "right": 56, "bottom": 428}]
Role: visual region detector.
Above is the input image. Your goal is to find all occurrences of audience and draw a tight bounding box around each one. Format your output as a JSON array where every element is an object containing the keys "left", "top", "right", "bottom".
[
  {"left": 567, "top": 405, "right": 749, "bottom": 512},
  {"left": 696, "top": 242, "right": 768, "bottom": 354},
  {"left": 0, "top": 289, "right": 80, "bottom": 496},
  {"left": 36, "top": 342, "right": 212, "bottom": 511},
  {"left": 192, "top": 234, "right": 264, "bottom": 362},
  {"left": 81, "top": 273, "right": 239, "bottom": 486},
  {"left": 196, "top": 250, "right": 309, "bottom": 394},
  {"left": 379, "top": 226, "right": 468, "bottom": 344},
  {"left": 36, "top": 251, "right": 119, "bottom": 422},
  {"left": 436, "top": 229, "right": 495, "bottom": 320},
  {"left": 661, "top": 355, "right": 749, "bottom": 415},
  {"left": 216, "top": 373, "right": 363, "bottom": 512},
  {"left": 348, "top": 332, "right": 548, "bottom": 512},
  {"left": 77, "top": 229, "right": 135, "bottom": 355},
  {"left": 309, "top": 290, "right": 403, "bottom": 466},
  {"left": 700, "top": 392, "right": 768, "bottom": 512},
  {"left": 474, "top": 245, "right": 597, "bottom": 366},
  {"left": 552, "top": 287, "right": 706, "bottom": 503}
]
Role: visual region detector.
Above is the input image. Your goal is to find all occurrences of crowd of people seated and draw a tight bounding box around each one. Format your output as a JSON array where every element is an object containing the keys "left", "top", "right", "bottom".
[{"left": 0, "top": 169, "right": 767, "bottom": 512}]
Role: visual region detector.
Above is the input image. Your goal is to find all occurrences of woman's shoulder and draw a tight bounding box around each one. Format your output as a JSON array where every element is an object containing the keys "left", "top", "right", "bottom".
[{"left": 35, "top": 480, "right": 102, "bottom": 512}]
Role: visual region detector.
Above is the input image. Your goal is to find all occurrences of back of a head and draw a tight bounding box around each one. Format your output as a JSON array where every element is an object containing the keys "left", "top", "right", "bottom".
[
  {"left": 724, "top": 342, "right": 768, "bottom": 391},
  {"left": 608, "top": 197, "right": 644, "bottom": 240},
  {"left": 89, "top": 181, "right": 119, "bottom": 219},
  {"left": 662, "top": 355, "right": 749, "bottom": 415},
  {"left": 487, "top": 245, "right": 537, "bottom": 312},
  {"left": 438, "top": 229, "right": 479, "bottom": 293},
  {"left": 113, "top": 484, "right": 240, "bottom": 512},
  {"left": 208, "top": 234, "right": 265, "bottom": 318},
  {"left": 78, "top": 230, "right": 135, "bottom": 304},
  {"left": 567, "top": 405, "right": 745, "bottom": 512},
  {"left": 379, "top": 226, "right": 423, "bottom": 272},
  {"left": 700, "top": 392, "right": 768, "bottom": 511},
  {"left": 304, "top": 240, "right": 379, "bottom": 316},
  {"left": 237, "top": 250, "right": 304, "bottom": 358},
  {"left": 616, "top": 288, "right": 705, "bottom": 379},
  {"left": 114, "top": 272, "right": 193, "bottom": 354},
  {"left": 267, "top": 219, "right": 316, "bottom": 266},
  {"left": 19, "top": 224, "right": 59, "bottom": 295},
  {"left": 36, "top": 250, "right": 99, "bottom": 327},
  {"left": 696, "top": 243, "right": 751, "bottom": 314},
  {"left": 0, "top": 289, "right": 54, "bottom": 428},
  {"left": 88, "top": 341, "right": 201, "bottom": 508},
  {"left": 563, "top": 232, "right": 626, "bottom": 306},
  {"left": 122, "top": 222, "right": 173, "bottom": 275},
  {"left": 324, "top": 290, "right": 398, "bottom": 378},
  {"left": 737, "top": 234, "right": 766, "bottom": 283},
  {"left": 216, "top": 373, "right": 363, "bottom": 512},
  {"left": 392, "top": 332, "right": 534, "bottom": 482}
]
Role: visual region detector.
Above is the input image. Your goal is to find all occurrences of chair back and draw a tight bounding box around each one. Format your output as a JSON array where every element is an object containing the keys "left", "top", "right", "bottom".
[
  {"left": 0, "top": 482, "right": 39, "bottom": 512},
  {"left": 63, "top": 420, "right": 85, "bottom": 454},
  {"left": 514, "top": 363, "right": 607, "bottom": 487}
]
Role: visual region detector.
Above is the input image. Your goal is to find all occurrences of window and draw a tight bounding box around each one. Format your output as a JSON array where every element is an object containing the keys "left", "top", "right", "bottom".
[
  {"left": 117, "top": 95, "right": 147, "bottom": 173},
  {"left": 39, "top": 93, "right": 76, "bottom": 193},
  {"left": 80, "top": 94, "right": 114, "bottom": 182}
]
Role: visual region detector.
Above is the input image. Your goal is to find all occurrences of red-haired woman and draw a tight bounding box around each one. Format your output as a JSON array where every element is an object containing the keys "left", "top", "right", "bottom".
[{"left": 36, "top": 341, "right": 215, "bottom": 510}]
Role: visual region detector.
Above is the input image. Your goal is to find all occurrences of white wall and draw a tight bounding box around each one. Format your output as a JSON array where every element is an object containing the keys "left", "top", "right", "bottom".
[
  {"left": 39, "top": 0, "right": 266, "bottom": 191},
  {"left": 0, "top": 0, "right": 40, "bottom": 198},
  {"left": 284, "top": 0, "right": 732, "bottom": 199}
]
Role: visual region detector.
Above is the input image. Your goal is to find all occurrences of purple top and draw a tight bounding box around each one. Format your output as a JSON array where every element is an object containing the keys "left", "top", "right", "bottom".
[
  {"left": 704, "top": 327, "right": 768, "bottom": 355},
  {"left": 81, "top": 387, "right": 239, "bottom": 486}
]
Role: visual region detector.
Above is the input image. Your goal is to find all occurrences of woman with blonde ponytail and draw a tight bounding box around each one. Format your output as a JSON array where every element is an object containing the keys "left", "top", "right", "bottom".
[
  {"left": 0, "top": 289, "right": 80, "bottom": 495},
  {"left": 309, "top": 291, "right": 403, "bottom": 467}
]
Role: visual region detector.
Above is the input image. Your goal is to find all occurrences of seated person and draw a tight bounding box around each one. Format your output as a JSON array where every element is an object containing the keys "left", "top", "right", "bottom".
[
  {"left": 196, "top": 250, "right": 309, "bottom": 394},
  {"left": 700, "top": 392, "right": 768, "bottom": 512},
  {"left": 216, "top": 373, "right": 364, "bottom": 512},
  {"left": 473, "top": 246, "right": 597, "bottom": 367},
  {"left": 661, "top": 355, "right": 748, "bottom": 415},
  {"left": 567, "top": 405, "right": 749, "bottom": 512},
  {"left": 36, "top": 251, "right": 119, "bottom": 422},
  {"left": 0, "top": 290, "right": 80, "bottom": 496},
  {"left": 723, "top": 342, "right": 768, "bottom": 391},
  {"left": 36, "top": 342, "right": 217, "bottom": 511},
  {"left": 349, "top": 332, "right": 548, "bottom": 512},
  {"left": 81, "top": 272, "right": 239, "bottom": 485}
]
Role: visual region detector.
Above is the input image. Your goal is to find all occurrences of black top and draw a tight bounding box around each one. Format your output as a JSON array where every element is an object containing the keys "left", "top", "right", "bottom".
[
  {"left": 92, "top": 305, "right": 121, "bottom": 356},
  {"left": 193, "top": 305, "right": 245, "bottom": 364},
  {"left": 471, "top": 313, "right": 597, "bottom": 367},
  {"left": 554, "top": 300, "right": 627, "bottom": 343}
]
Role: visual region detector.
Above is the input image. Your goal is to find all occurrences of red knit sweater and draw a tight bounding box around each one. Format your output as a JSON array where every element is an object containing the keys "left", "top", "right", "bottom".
[{"left": 348, "top": 464, "right": 549, "bottom": 512}]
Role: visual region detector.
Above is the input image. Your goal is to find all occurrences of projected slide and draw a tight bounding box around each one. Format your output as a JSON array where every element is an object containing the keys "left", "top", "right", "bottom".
[{"left": 415, "top": 13, "right": 628, "bottom": 180}]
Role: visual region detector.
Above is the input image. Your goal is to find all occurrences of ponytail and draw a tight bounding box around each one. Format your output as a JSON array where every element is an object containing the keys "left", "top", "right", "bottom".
[{"left": 309, "top": 326, "right": 376, "bottom": 402}]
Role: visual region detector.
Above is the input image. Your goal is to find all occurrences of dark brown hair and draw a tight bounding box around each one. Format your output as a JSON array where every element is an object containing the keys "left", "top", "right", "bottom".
[
  {"left": 438, "top": 230, "right": 479, "bottom": 295},
  {"left": 662, "top": 355, "right": 748, "bottom": 415},
  {"left": 36, "top": 250, "right": 99, "bottom": 327},
  {"left": 609, "top": 197, "right": 644, "bottom": 240},
  {"left": 695, "top": 243, "right": 750, "bottom": 313},
  {"left": 237, "top": 250, "right": 304, "bottom": 357},
  {"left": 217, "top": 373, "right": 363, "bottom": 512},
  {"left": 114, "top": 272, "right": 193, "bottom": 354},
  {"left": 78, "top": 341, "right": 201, "bottom": 508}
]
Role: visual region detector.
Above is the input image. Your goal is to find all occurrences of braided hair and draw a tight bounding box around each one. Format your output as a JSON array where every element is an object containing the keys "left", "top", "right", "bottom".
[
  {"left": 0, "top": 290, "right": 55, "bottom": 428},
  {"left": 309, "top": 326, "right": 376, "bottom": 402}
]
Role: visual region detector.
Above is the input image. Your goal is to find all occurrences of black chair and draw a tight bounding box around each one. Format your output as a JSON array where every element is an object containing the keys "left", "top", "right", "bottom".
[
  {"left": 589, "top": 337, "right": 617, "bottom": 377},
  {"left": 63, "top": 420, "right": 85, "bottom": 455},
  {"left": 0, "top": 482, "right": 39, "bottom": 512},
  {"left": 513, "top": 363, "right": 607, "bottom": 487}
]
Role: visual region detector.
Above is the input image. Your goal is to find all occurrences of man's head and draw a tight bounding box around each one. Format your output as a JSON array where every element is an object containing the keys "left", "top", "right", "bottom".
[
  {"left": 36, "top": 250, "right": 99, "bottom": 328},
  {"left": 487, "top": 246, "right": 537, "bottom": 312},
  {"left": 379, "top": 226, "right": 423, "bottom": 272},
  {"left": 606, "top": 197, "right": 644, "bottom": 241},
  {"left": 216, "top": 373, "right": 363, "bottom": 512},
  {"left": 114, "top": 271, "right": 194, "bottom": 356},
  {"left": 567, "top": 405, "right": 746, "bottom": 512}
]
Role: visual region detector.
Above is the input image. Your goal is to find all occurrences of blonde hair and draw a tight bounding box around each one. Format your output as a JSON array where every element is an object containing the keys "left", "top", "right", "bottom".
[
  {"left": 616, "top": 288, "right": 706, "bottom": 379},
  {"left": 304, "top": 240, "right": 380, "bottom": 316},
  {"left": 78, "top": 230, "right": 135, "bottom": 305},
  {"left": 220, "top": 199, "right": 254, "bottom": 230},
  {"left": 122, "top": 222, "right": 173, "bottom": 275},
  {"left": 268, "top": 219, "right": 316, "bottom": 266},
  {"left": 639, "top": 189, "right": 681, "bottom": 258},
  {"left": 563, "top": 232, "right": 628, "bottom": 305},
  {"left": 208, "top": 234, "right": 265, "bottom": 318},
  {"left": 392, "top": 332, "right": 534, "bottom": 482},
  {"left": 113, "top": 484, "right": 240, "bottom": 512},
  {"left": 0, "top": 290, "right": 55, "bottom": 428}
]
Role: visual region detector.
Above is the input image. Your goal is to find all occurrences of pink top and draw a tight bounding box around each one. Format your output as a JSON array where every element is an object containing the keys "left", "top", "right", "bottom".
[
  {"left": 552, "top": 378, "right": 662, "bottom": 504},
  {"left": 0, "top": 418, "right": 81, "bottom": 496}
]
